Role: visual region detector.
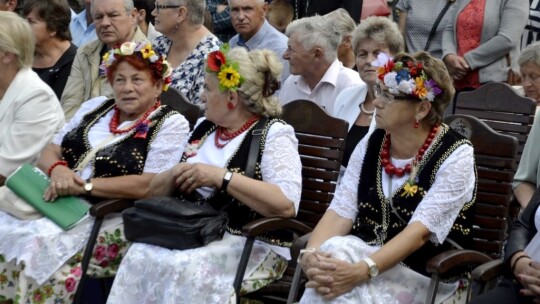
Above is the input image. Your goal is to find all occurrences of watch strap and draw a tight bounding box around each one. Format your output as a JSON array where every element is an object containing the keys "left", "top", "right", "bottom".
[{"left": 221, "top": 171, "right": 233, "bottom": 193}]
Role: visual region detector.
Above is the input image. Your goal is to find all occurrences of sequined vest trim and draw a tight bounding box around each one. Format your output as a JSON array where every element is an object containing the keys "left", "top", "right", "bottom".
[
  {"left": 352, "top": 124, "right": 477, "bottom": 276},
  {"left": 177, "top": 118, "right": 293, "bottom": 248},
  {"left": 61, "top": 98, "right": 176, "bottom": 178}
]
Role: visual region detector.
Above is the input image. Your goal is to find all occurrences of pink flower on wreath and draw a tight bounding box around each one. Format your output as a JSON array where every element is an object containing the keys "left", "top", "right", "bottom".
[
  {"left": 70, "top": 266, "right": 82, "bottom": 277},
  {"left": 65, "top": 277, "right": 77, "bottom": 293},
  {"left": 95, "top": 245, "right": 106, "bottom": 261},
  {"left": 107, "top": 243, "right": 120, "bottom": 260}
]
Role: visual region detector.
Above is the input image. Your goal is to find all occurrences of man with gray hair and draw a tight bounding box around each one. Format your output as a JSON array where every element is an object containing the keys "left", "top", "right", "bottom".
[
  {"left": 279, "top": 15, "right": 364, "bottom": 115},
  {"left": 61, "top": 0, "right": 148, "bottom": 120},
  {"left": 228, "top": 0, "right": 290, "bottom": 84}
]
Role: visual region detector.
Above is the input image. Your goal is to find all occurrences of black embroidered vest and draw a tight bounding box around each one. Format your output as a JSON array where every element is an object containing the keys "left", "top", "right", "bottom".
[
  {"left": 61, "top": 99, "right": 176, "bottom": 178},
  {"left": 351, "top": 125, "right": 477, "bottom": 277},
  {"left": 176, "top": 118, "right": 294, "bottom": 248}
]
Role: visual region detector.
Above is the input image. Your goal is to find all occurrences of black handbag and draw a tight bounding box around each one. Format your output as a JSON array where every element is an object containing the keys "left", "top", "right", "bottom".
[{"left": 122, "top": 117, "right": 268, "bottom": 250}]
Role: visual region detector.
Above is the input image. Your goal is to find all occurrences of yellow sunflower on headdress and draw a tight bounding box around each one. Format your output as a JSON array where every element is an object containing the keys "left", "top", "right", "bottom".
[{"left": 218, "top": 65, "right": 242, "bottom": 91}]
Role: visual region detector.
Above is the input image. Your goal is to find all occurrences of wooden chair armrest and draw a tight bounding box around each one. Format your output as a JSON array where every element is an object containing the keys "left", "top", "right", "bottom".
[
  {"left": 89, "top": 199, "right": 134, "bottom": 217},
  {"left": 471, "top": 259, "right": 504, "bottom": 282},
  {"left": 241, "top": 218, "right": 312, "bottom": 238},
  {"left": 426, "top": 249, "right": 493, "bottom": 275},
  {"left": 291, "top": 233, "right": 312, "bottom": 263}
]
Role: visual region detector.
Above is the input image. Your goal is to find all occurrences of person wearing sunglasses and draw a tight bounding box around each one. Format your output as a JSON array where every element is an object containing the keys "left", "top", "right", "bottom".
[{"left": 298, "top": 51, "right": 477, "bottom": 303}]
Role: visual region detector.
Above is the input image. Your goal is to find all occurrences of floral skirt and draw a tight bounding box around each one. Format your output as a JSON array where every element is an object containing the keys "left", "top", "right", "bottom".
[
  {"left": 299, "top": 235, "right": 468, "bottom": 304},
  {"left": 0, "top": 215, "right": 129, "bottom": 304},
  {"left": 107, "top": 233, "right": 288, "bottom": 304}
]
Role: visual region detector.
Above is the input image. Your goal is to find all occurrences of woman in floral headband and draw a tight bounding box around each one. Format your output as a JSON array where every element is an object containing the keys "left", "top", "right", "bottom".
[
  {"left": 107, "top": 46, "right": 302, "bottom": 303},
  {"left": 0, "top": 41, "right": 189, "bottom": 303},
  {"left": 298, "top": 51, "right": 477, "bottom": 303}
]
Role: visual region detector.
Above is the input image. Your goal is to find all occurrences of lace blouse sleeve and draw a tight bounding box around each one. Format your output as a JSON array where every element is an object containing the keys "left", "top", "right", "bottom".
[
  {"left": 53, "top": 96, "right": 108, "bottom": 145},
  {"left": 260, "top": 122, "right": 302, "bottom": 214},
  {"left": 144, "top": 113, "right": 190, "bottom": 173},
  {"left": 410, "top": 144, "right": 476, "bottom": 244},
  {"left": 327, "top": 134, "right": 370, "bottom": 221}
]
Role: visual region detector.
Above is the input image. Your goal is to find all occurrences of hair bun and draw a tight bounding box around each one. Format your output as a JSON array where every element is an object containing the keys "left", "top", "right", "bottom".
[{"left": 262, "top": 71, "right": 280, "bottom": 97}]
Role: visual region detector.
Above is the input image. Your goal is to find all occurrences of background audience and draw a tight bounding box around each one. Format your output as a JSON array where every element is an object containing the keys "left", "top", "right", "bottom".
[
  {"left": 0, "top": 0, "right": 17, "bottom": 11},
  {"left": 266, "top": 0, "right": 294, "bottom": 33},
  {"left": 22, "top": 0, "right": 77, "bottom": 100},
  {"left": 206, "top": 0, "right": 236, "bottom": 42},
  {"left": 152, "top": 0, "right": 221, "bottom": 107},
  {"left": 324, "top": 8, "right": 356, "bottom": 69},
  {"left": 0, "top": 11, "right": 65, "bottom": 187},
  {"left": 133, "top": 0, "right": 161, "bottom": 42},
  {"left": 279, "top": 15, "right": 363, "bottom": 114},
  {"left": 69, "top": 0, "right": 97, "bottom": 47}
]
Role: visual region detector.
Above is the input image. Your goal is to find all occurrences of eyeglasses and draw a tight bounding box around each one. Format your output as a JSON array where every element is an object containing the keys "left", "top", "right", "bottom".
[
  {"left": 373, "top": 84, "right": 408, "bottom": 104},
  {"left": 154, "top": 2, "right": 181, "bottom": 13}
]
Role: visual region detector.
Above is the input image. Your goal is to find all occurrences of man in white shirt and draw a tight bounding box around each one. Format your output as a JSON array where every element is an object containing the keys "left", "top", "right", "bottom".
[{"left": 279, "top": 15, "right": 364, "bottom": 116}]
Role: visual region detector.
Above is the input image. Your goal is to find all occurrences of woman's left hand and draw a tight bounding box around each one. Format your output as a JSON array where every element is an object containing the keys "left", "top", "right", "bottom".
[
  {"left": 172, "top": 162, "right": 226, "bottom": 194},
  {"left": 305, "top": 255, "right": 368, "bottom": 300}
]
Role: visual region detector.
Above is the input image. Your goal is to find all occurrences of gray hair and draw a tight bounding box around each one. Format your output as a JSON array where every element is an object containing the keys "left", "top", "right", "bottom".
[
  {"left": 228, "top": 0, "right": 265, "bottom": 5},
  {"left": 226, "top": 47, "right": 283, "bottom": 117},
  {"left": 285, "top": 15, "right": 340, "bottom": 63},
  {"left": 518, "top": 41, "right": 540, "bottom": 67},
  {"left": 352, "top": 16, "right": 403, "bottom": 55},
  {"left": 324, "top": 8, "right": 356, "bottom": 38},
  {"left": 91, "top": 0, "right": 134, "bottom": 15},
  {"left": 177, "top": 0, "right": 205, "bottom": 25},
  {"left": 0, "top": 11, "right": 35, "bottom": 68}
]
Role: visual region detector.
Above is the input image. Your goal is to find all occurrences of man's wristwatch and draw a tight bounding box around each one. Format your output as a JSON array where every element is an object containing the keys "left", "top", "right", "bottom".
[
  {"left": 363, "top": 257, "right": 379, "bottom": 278},
  {"left": 84, "top": 178, "right": 93, "bottom": 196}
]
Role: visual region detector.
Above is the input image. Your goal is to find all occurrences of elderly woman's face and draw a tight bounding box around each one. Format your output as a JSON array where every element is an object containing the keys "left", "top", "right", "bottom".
[
  {"left": 152, "top": 0, "right": 183, "bottom": 36},
  {"left": 111, "top": 61, "right": 162, "bottom": 119},
  {"left": 201, "top": 73, "right": 230, "bottom": 125},
  {"left": 372, "top": 84, "right": 421, "bottom": 132},
  {"left": 25, "top": 8, "right": 52, "bottom": 47},
  {"left": 520, "top": 62, "right": 540, "bottom": 104},
  {"left": 355, "top": 38, "right": 391, "bottom": 86}
]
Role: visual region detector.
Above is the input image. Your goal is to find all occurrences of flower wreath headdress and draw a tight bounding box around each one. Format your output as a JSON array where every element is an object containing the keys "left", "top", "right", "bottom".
[
  {"left": 206, "top": 44, "right": 245, "bottom": 92},
  {"left": 100, "top": 41, "right": 173, "bottom": 91},
  {"left": 371, "top": 52, "right": 442, "bottom": 102}
]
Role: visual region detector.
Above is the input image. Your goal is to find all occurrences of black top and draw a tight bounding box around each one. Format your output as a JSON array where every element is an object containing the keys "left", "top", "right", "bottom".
[
  {"left": 342, "top": 124, "right": 369, "bottom": 168},
  {"left": 33, "top": 43, "right": 77, "bottom": 100}
]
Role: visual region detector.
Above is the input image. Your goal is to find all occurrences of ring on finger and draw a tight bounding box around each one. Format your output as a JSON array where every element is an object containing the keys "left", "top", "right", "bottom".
[{"left": 189, "top": 176, "right": 194, "bottom": 182}]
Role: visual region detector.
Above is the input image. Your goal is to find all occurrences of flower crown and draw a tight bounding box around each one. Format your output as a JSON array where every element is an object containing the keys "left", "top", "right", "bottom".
[
  {"left": 372, "top": 53, "right": 442, "bottom": 102},
  {"left": 206, "top": 44, "right": 245, "bottom": 92},
  {"left": 101, "top": 41, "right": 173, "bottom": 91}
]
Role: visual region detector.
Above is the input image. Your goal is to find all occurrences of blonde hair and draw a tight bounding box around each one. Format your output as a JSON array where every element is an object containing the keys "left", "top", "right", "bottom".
[
  {"left": 0, "top": 11, "right": 35, "bottom": 69},
  {"left": 325, "top": 8, "right": 356, "bottom": 38},
  {"left": 352, "top": 16, "right": 403, "bottom": 55},
  {"left": 227, "top": 47, "right": 283, "bottom": 117}
]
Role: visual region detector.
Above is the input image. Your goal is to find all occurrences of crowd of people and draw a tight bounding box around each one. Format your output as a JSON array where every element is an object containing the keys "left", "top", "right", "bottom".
[{"left": 1, "top": 0, "right": 540, "bottom": 303}]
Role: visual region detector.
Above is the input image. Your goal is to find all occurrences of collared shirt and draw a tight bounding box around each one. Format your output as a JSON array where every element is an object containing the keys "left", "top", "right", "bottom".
[
  {"left": 70, "top": 9, "right": 97, "bottom": 47},
  {"left": 146, "top": 22, "right": 162, "bottom": 43},
  {"left": 229, "top": 20, "right": 290, "bottom": 84},
  {"left": 278, "top": 59, "right": 363, "bottom": 115}
]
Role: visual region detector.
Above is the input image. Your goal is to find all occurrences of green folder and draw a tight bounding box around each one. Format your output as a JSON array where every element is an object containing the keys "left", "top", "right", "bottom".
[{"left": 5, "top": 164, "right": 90, "bottom": 230}]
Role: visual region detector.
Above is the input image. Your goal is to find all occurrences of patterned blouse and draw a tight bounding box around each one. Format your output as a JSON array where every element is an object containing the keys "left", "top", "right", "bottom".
[{"left": 153, "top": 34, "right": 222, "bottom": 105}]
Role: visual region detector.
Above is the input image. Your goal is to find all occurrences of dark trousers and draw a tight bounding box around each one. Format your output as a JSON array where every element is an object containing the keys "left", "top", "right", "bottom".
[{"left": 469, "top": 277, "right": 534, "bottom": 304}]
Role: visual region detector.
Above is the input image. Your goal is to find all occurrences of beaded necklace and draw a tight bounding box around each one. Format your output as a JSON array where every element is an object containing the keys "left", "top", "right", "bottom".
[
  {"left": 109, "top": 101, "right": 161, "bottom": 134},
  {"left": 214, "top": 115, "right": 259, "bottom": 149},
  {"left": 380, "top": 124, "right": 439, "bottom": 178}
]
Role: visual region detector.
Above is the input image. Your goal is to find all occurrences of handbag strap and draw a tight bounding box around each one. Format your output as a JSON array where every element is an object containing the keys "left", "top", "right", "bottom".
[
  {"left": 424, "top": 0, "right": 454, "bottom": 51},
  {"left": 245, "top": 116, "right": 268, "bottom": 178}
]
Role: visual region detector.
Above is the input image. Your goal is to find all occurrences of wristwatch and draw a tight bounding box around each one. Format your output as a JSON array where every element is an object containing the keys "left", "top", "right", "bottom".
[
  {"left": 363, "top": 257, "right": 379, "bottom": 278},
  {"left": 220, "top": 171, "right": 233, "bottom": 193},
  {"left": 84, "top": 178, "right": 93, "bottom": 196}
]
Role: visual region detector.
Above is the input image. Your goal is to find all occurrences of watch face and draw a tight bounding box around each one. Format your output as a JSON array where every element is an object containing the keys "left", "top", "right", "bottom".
[
  {"left": 369, "top": 265, "right": 378, "bottom": 277},
  {"left": 84, "top": 183, "right": 92, "bottom": 191}
]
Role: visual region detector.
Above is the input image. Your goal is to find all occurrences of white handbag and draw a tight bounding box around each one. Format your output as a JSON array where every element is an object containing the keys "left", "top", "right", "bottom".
[{"left": 0, "top": 186, "right": 43, "bottom": 220}]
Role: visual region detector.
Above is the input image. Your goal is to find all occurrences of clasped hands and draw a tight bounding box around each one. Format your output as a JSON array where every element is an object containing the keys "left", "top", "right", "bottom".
[
  {"left": 45, "top": 166, "right": 85, "bottom": 201},
  {"left": 171, "top": 163, "right": 226, "bottom": 194},
  {"left": 443, "top": 54, "right": 470, "bottom": 81},
  {"left": 517, "top": 260, "right": 540, "bottom": 301},
  {"left": 300, "top": 249, "right": 369, "bottom": 300}
]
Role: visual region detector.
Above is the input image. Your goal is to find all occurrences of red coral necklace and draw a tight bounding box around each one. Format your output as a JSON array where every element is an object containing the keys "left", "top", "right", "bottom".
[
  {"left": 380, "top": 124, "right": 439, "bottom": 177},
  {"left": 109, "top": 101, "right": 161, "bottom": 134},
  {"left": 215, "top": 115, "right": 259, "bottom": 149}
]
